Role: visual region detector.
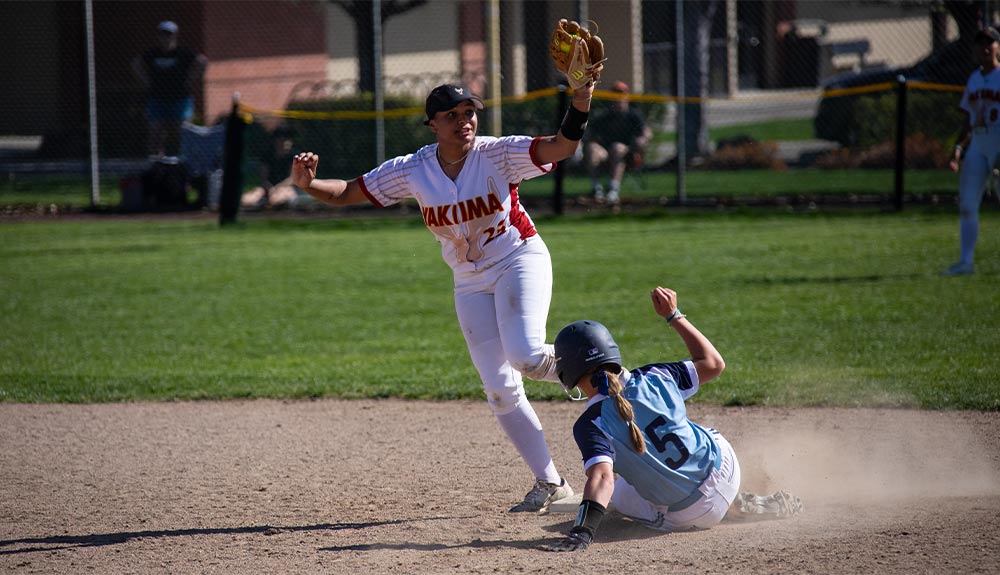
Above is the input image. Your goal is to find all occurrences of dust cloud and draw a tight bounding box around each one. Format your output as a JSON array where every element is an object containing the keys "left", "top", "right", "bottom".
[{"left": 725, "top": 408, "right": 1000, "bottom": 504}]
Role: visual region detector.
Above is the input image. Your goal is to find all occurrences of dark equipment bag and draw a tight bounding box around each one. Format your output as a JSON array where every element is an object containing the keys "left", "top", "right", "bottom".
[{"left": 141, "top": 158, "right": 190, "bottom": 210}]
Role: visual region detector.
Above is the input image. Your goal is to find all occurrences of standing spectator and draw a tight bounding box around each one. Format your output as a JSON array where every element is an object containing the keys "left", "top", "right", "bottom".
[
  {"left": 583, "top": 81, "right": 652, "bottom": 205},
  {"left": 132, "top": 21, "right": 207, "bottom": 157}
]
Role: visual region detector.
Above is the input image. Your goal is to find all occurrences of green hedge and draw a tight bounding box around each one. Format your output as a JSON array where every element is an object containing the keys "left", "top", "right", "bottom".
[
  {"left": 277, "top": 91, "right": 668, "bottom": 179},
  {"left": 851, "top": 90, "right": 964, "bottom": 149},
  {"left": 285, "top": 93, "right": 433, "bottom": 178}
]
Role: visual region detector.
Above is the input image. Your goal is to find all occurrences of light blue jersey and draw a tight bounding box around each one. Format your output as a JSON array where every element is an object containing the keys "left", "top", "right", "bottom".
[{"left": 573, "top": 361, "right": 720, "bottom": 508}]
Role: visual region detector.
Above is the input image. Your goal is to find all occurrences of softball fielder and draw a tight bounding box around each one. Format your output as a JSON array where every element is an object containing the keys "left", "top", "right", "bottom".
[
  {"left": 291, "top": 81, "right": 596, "bottom": 511},
  {"left": 542, "top": 287, "right": 801, "bottom": 551},
  {"left": 945, "top": 26, "right": 1000, "bottom": 275}
]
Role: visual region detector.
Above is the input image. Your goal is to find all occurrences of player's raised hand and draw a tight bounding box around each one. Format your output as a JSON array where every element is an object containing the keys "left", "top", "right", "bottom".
[
  {"left": 650, "top": 286, "right": 678, "bottom": 320},
  {"left": 292, "top": 152, "right": 319, "bottom": 189}
]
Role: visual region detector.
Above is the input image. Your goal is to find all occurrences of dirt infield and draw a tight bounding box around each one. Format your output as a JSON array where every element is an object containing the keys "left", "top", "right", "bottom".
[{"left": 2, "top": 400, "right": 998, "bottom": 574}]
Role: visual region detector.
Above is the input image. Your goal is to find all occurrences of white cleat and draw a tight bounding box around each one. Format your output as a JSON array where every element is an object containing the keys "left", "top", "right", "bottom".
[
  {"left": 510, "top": 478, "right": 574, "bottom": 513},
  {"left": 736, "top": 490, "right": 803, "bottom": 518}
]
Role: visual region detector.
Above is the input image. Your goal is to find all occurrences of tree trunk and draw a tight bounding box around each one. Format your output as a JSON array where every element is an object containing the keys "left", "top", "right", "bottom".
[
  {"left": 681, "top": 0, "right": 720, "bottom": 161},
  {"left": 946, "top": 0, "right": 989, "bottom": 44},
  {"left": 355, "top": 7, "right": 375, "bottom": 92},
  {"left": 331, "top": 0, "right": 428, "bottom": 93}
]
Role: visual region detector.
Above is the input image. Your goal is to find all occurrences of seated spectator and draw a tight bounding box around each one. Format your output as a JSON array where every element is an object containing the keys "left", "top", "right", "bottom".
[
  {"left": 583, "top": 81, "right": 652, "bottom": 204},
  {"left": 241, "top": 125, "right": 301, "bottom": 208}
]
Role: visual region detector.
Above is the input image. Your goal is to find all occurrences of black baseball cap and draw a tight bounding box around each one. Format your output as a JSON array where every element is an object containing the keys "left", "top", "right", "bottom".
[
  {"left": 424, "top": 84, "right": 484, "bottom": 125},
  {"left": 975, "top": 27, "right": 1000, "bottom": 43}
]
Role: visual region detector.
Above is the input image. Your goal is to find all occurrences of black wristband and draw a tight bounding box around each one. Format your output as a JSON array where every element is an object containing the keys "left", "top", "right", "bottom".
[
  {"left": 560, "top": 105, "right": 590, "bottom": 141},
  {"left": 572, "top": 499, "right": 607, "bottom": 538}
]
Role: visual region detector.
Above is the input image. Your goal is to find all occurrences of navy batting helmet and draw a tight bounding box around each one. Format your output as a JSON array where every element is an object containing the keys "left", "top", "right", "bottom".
[{"left": 554, "top": 320, "right": 622, "bottom": 391}]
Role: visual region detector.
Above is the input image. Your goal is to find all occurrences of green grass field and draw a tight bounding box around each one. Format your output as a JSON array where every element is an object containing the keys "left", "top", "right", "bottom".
[
  {"left": 2, "top": 210, "right": 997, "bottom": 408},
  {"left": 0, "top": 115, "right": 956, "bottom": 208},
  {"left": 1, "top": 168, "right": 960, "bottom": 209},
  {"left": 518, "top": 168, "right": 959, "bottom": 200},
  {"left": 652, "top": 117, "right": 816, "bottom": 144}
]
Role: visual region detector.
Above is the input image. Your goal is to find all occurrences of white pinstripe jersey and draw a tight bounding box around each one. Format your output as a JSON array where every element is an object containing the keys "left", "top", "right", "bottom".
[
  {"left": 358, "top": 135, "right": 553, "bottom": 273},
  {"left": 960, "top": 66, "right": 1000, "bottom": 129}
]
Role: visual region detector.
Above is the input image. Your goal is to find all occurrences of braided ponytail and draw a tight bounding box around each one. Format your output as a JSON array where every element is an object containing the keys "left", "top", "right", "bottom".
[{"left": 604, "top": 370, "right": 645, "bottom": 454}]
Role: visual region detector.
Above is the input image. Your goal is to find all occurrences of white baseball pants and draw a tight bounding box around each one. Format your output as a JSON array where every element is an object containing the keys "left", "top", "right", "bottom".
[
  {"left": 612, "top": 430, "right": 742, "bottom": 532},
  {"left": 956, "top": 133, "right": 999, "bottom": 264},
  {"left": 453, "top": 236, "right": 562, "bottom": 484}
]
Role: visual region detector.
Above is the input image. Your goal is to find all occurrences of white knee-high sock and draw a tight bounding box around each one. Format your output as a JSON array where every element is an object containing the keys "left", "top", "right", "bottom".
[
  {"left": 495, "top": 400, "right": 561, "bottom": 484},
  {"left": 960, "top": 212, "right": 978, "bottom": 265}
]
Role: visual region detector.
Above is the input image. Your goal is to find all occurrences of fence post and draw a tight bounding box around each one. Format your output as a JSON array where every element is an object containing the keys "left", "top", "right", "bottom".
[
  {"left": 675, "top": 0, "right": 686, "bottom": 205},
  {"left": 894, "top": 75, "right": 907, "bottom": 212},
  {"left": 219, "top": 93, "right": 245, "bottom": 226},
  {"left": 84, "top": 0, "right": 100, "bottom": 208},
  {"left": 553, "top": 84, "right": 567, "bottom": 216}
]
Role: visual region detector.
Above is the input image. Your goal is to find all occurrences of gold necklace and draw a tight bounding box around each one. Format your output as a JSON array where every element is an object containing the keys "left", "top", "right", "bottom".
[{"left": 437, "top": 146, "right": 470, "bottom": 167}]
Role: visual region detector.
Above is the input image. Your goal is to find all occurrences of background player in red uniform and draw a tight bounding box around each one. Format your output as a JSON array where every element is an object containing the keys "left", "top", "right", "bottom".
[{"left": 945, "top": 26, "right": 1000, "bottom": 275}]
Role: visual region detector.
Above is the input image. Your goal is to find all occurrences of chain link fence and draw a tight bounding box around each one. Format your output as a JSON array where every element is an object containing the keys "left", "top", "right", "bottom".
[{"left": 1, "top": 0, "right": 996, "bottom": 215}]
